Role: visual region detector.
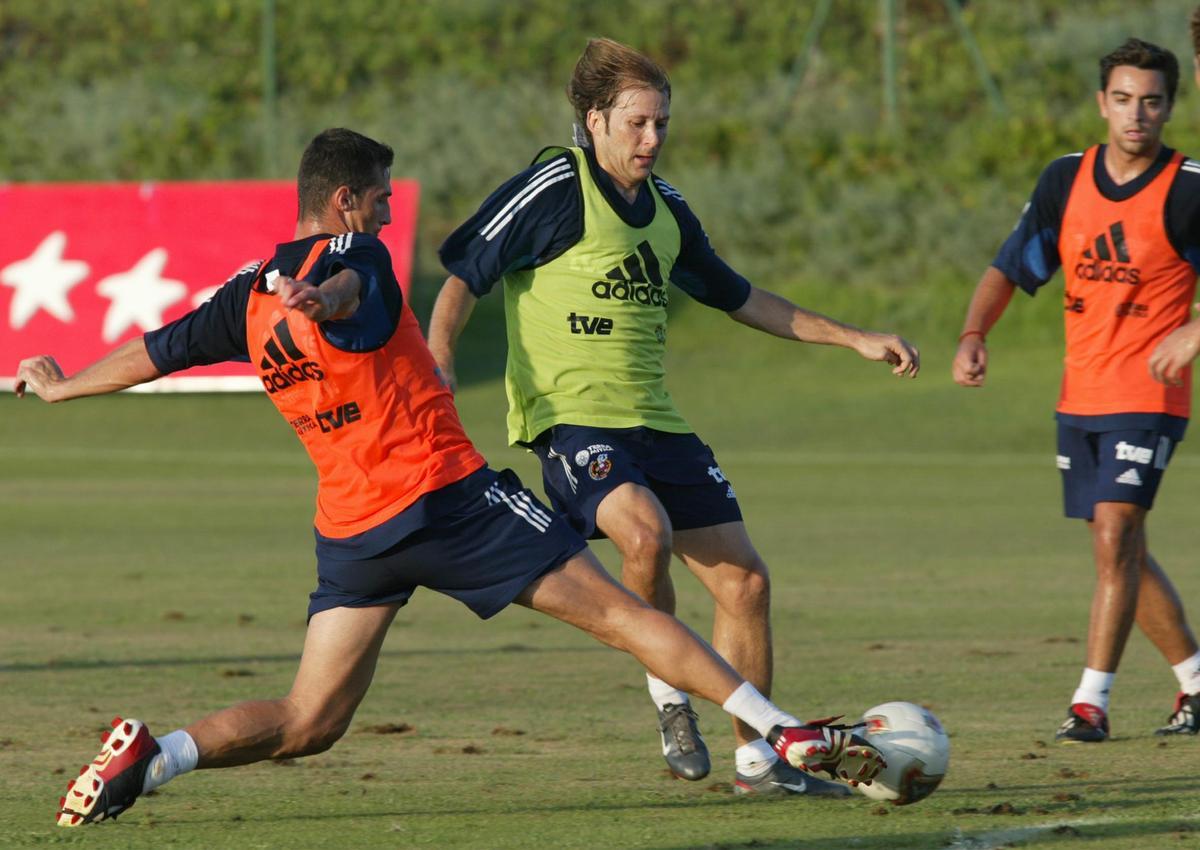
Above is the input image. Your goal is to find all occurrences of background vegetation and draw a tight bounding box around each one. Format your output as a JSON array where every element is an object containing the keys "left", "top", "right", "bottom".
[
  {"left": 4, "top": 0, "right": 1198, "bottom": 338},
  {"left": 5, "top": 5, "right": 1200, "bottom": 847}
]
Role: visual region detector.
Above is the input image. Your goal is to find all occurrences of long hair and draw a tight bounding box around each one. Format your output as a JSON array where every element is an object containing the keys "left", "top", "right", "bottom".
[{"left": 566, "top": 38, "right": 670, "bottom": 146}]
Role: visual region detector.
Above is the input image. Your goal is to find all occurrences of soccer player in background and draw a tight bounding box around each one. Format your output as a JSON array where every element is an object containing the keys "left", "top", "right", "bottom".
[
  {"left": 17, "top": 128, "right": 884, "bottom": 827},
  {"left": 953, "top": 39, "right": 1200, "bottom": 741},
  {"left": 428, "top": 38, "right": 918, "bottom": 794}
]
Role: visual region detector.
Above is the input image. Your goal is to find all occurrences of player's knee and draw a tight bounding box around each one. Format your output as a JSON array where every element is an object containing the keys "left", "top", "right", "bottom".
[
  {"left": 1091, "top": 516, "right": 1141, "bottom": 560},
  {"left": 280, "top": 709, "right": 352, "bottom": 757},
  {"left": 621, "top": 523, "right": 672, "bottom": 572},
  {"left": 716, "top": 560, "right": 770, "bottom": 614}
]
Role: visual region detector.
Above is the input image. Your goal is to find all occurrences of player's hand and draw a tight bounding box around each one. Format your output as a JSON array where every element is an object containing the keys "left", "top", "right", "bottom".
[
  {"left": 15, "top": 355, "right": 67, "bottom": 402},
  {"left": 275, "top": 275, "right": 335, "bottom": 322},
  {"left": 1149, "top": 313, "right": 1200, "bottom": 387},
  {"left": 953, "top": 337, "right": 988, "bottom": 387},
  {"left": 854, "top": 332, "right": 920, "bottom": 378}
]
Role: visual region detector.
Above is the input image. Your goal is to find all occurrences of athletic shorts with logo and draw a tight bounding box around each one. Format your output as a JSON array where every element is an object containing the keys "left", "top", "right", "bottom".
[
  {"left": 1056, "top": 424, "right": 1179, "bottom": 519},
  {"left": 532, "top": 425, "right": 743, "bottom": 540},
  {"left": 309, "top": 467, "right": 586, "bottom": 619}
]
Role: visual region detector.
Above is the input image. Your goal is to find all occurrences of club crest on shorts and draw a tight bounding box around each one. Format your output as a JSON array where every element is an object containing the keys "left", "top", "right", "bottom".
[
  {"left": 589, "top": 453, "right": 613, "bottom": 481},
  {"left": 576, "top": 444, "right": 615, "bottom": 467}
]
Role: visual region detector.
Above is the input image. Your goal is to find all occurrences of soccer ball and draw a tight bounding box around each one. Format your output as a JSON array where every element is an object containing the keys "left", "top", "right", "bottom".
[{"left": 856, "top": 701, "right": 949, "bottom": 805}]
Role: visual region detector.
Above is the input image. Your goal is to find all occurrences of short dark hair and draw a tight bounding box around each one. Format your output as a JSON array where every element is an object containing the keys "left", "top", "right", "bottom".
[
  {"left": 297, "top": 128, "right": 394, "bottom": 219},
  {"left": 1099, "top": 38, "right": 1179, "bottom": 104},
  {"left": 1191, "top": 6, "right": 1200, "bottom": 58}
]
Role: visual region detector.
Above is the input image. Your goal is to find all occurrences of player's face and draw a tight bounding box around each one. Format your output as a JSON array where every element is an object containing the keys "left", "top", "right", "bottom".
[
  {"left": 1097, "top": 66, "right": 1172, "bottom": 157},
  {"left": 588, "top": 86, "right": 670, "bottom": 194},
  {"left": 345, "top": 167, "right": 393, "bottom": 235}
]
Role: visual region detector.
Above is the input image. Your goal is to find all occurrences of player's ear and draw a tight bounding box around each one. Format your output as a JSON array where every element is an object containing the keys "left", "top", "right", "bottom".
[
  {"left": 1095, "top": 88, "right": 1108, "bottom": 118},
  {"left": 332, "top": 185, "right": 355, "bottom": 212},
  {"left": 586, "top": 108, "right": 605, "bottom": 137}
]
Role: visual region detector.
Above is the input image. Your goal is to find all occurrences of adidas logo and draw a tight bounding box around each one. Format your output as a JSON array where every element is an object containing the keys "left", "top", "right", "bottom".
[
  {"left": 1115, "top": 468, "right": 1143, "bottom": 487},
  {"left": 258, "top": 318, "right": 325, "bottom": 394},
  {"left": 1074, "top": 221, "right": 1140, "bottom": 284},
  {"left": 590, "top": 240, "right": 668, "bottom": 307}
]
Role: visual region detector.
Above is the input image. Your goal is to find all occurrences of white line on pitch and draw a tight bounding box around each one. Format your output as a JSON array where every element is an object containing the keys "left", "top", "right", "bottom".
[{"left": 944, "top": 813, "right": 1200, "bottom": 849}]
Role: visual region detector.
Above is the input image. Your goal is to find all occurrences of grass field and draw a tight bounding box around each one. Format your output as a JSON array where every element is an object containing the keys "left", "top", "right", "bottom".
[{"left": 3, "top": 326, "right": 1200, "bottom": 849}]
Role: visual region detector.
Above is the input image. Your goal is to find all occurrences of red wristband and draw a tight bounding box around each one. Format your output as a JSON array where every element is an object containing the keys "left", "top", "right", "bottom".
[{"left": 958, "top": 330, "right": 985, "bottom": 343}]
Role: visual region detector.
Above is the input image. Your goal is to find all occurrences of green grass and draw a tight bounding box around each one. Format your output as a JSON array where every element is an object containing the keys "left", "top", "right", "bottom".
[{"left": 2, "top": 325, "right": 1200, "bottom": 849}]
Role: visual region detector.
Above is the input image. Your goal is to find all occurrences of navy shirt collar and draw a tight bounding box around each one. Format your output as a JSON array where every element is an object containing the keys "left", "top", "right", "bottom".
[
  {"left": 581, "top": 145, "right": 656, "bottom": 228},
  {"left": 1093, "top": 144, "right": 1174, "bottom": 202}
]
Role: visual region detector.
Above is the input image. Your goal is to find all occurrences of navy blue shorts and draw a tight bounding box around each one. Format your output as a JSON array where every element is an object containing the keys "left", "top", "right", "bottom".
[
  {"left": 1057, "top": 424, "right": 1177, "bottom": 519},
  {"left": 309, "top": 468, "right": 587, "bottom": 620},
  {"left": 531, "top": 425, "right": 743, "bottom": 540}
]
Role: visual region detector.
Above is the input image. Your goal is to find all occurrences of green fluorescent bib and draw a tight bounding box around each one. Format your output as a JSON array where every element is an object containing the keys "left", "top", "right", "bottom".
[{"left": 502, "top": 147, "right": 690, "bottom": 445}]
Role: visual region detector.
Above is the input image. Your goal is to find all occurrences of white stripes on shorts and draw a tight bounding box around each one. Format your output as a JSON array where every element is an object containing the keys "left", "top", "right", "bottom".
[{"left": 485, "top": 483, "right": 554, "bottom": 533}]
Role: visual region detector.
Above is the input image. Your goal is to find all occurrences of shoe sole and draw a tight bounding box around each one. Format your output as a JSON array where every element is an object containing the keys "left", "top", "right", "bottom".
[
  {"left": 732, "top": 779, "right": 851, "bottom": 798},
  {"left": 57, "top": 718, "right": 149, "bottom": 827},
  {"left": 779, "top": 730, "right": 885, "bottom": 787}
]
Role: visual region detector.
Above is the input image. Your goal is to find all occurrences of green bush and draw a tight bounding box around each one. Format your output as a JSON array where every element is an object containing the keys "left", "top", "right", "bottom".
[{"left": 2, "top": 0, "right": 1196, "bottom": 337}]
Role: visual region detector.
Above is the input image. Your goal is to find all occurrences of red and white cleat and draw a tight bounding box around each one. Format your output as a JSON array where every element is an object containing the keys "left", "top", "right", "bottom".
[
  {"left": 767, "top": 722, "right": 886, "bottom": 787},
  {"left": 56, "top": 716, "right": 159, "bottom": 827}
]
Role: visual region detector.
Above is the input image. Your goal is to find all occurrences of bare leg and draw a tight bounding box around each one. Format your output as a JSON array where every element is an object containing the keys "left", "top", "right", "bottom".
[
  {"left": 1135, "top": 551, "right": 1199, "bottom": 666},
  {"left": 595, "top": 482, "right": 675, "bottom": 611},
  {"left": 674, "top": 522, "right": 771, "bottom": 747},
  {"left": 1085, "top": 502, "right": 1146, "bottom": 671},
  {"left": 514, "top": 550, "right": 743, "bottom": 706},
  {"left": 189, "top": 604, "right": 400, "bottom": 768},
  {"left": 515, "top": 553, "right": 884, "bottom": 789}
]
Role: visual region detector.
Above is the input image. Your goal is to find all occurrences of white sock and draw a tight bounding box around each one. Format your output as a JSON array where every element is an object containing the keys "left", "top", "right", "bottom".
[
  {"left": 1171, "top": 650, "right": 1200, "bottom": 695},
  {"left": 734, "top": 739, "right": 778, "bottom": 777},
  {"left": 1071, "top": 667, "right": 1115, "bottom": 711},
  {"left": 143, "top": 730, "right": 199, "bottom": 794},
  {"left": 646, "top": 674, "right": 689, "bottom": 711},
  {"left": 721, "top": 682, "right": 800, "bottom": 739}
]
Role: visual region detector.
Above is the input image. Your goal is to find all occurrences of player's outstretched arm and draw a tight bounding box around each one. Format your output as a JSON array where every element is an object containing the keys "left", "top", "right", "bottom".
[
  {"left": 729, "top": 286, "right": 920, "bottom": 377},
  {"left": 1149, "top": 305, "right": 1200, "bottom": 387},
  {"left": 15, "top": 338, "right": 162, "bottom": 403},
  {"left": 426, "top": 275, "right": 480, "bottom": 393},
  {"left": 952, "top": 267, "right": 1017, "bottom": 388}
]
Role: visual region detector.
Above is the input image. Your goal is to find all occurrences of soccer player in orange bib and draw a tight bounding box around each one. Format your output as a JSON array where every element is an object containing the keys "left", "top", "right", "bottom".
[
  {"left": 954, "top": 39, "right": 1200, "bottom": 741},
  {"left": 16, "top": 129, "right": 883, "bottom": 827}
]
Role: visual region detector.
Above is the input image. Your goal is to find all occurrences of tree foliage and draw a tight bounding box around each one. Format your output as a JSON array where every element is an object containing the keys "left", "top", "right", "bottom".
[{"left": 2, "top": 0, "right": 1196, "bottom": 326}]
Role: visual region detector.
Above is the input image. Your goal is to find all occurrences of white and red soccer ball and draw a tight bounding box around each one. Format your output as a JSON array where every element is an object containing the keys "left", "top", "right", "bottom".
[{"left": 856, "top": 701, "right": 949, "bottom": 805}]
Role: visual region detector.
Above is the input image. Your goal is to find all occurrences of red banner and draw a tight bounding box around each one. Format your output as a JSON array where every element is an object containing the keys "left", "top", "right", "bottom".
[{"left": 1, "top": 181, "right": 419, "bottom": 391}]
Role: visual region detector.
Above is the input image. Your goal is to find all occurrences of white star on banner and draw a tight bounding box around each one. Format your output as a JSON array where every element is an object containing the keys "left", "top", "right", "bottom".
[
  {"left": 1, "top": 231, "right": 91, "bottom": 329},
  {"left": 95, "top": 248, "right": 188, "bottom": 342}
]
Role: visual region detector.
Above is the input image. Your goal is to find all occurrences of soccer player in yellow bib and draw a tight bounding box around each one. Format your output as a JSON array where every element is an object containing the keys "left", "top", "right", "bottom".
[{"left": 430, "top": 38, "right": 919, "bottom": 795}]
